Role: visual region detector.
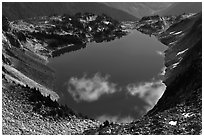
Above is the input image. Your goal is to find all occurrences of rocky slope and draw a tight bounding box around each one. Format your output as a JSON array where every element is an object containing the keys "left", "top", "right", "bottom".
[
  {"left": 84, "top": 13, "right": 202, "bottom": 135},
  {"left": 2, "top": 80, "right": 101, "bottom": 135},
  {"left": 2, "top": 13, "right": 127, "bottom": 135}
]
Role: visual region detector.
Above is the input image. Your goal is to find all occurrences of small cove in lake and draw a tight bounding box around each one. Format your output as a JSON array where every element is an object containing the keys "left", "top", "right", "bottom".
[{"left": 48, "top": 30, "right": 167, "bottom": 123}]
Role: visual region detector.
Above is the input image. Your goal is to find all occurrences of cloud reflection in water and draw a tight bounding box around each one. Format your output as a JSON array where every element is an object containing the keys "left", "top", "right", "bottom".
[
  {"left": 126, "top": 80, "right": 166, "bottom": 111},
  {"left": 67, "top": 73, "right": 118, "bottom": 102},
  {"left": 67, "top": 72, "right": 166, "bottom": 122}
]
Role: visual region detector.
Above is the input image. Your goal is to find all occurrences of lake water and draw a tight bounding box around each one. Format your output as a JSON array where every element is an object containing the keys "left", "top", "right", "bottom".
[{"left": 48, "top": 30, "right": 167, "bottom": 123}]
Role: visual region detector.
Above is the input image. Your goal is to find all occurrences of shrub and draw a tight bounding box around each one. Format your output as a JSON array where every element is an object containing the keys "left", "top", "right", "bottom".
[
  {"left": 2, "top": 15, "right": 10, "bottom": 31},
  {"left": 103, "top": 120, "right": 110, "bottom": 127}
]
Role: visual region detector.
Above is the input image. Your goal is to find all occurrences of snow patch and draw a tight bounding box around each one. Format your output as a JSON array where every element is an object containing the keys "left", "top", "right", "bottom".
[
  {"left": 169, "top": 41, "right": 176, "bottom": 46},
  {"left": 169, "top": 121, "right": 177, "bottom": 126},
  {"left": 169, "top": 31, "right": 175, "bottom": 34},
  {"left": 172, "top": 62, "right": 179, "bottom": 68},
  {"left": 33, "top": 39, "right": 38, "bottom": 42},
  {"left": 80, "top": 19, "right": 86, "bottom": 23},
  {"left": 56, "top": 30, "right": 73, "bottom": 35},
  {"left": 103, "top": 21, "right": 110, "bottom": 25},
  {"left": 173, "top": 31, "right": 182, "bottom": 35},
  {"left": 176, "top": 48, "right": 188, "bottom": 56},
  {"left": 172, "top": 57, "right": 183, "bottom": 69},
  {"left": 182, "top": 113, "right": 195, "bottom": 118},
  {"left": 88, "top": 26, "right": 92, "bottom": 31},
  {"left": 87, "top": 16, "right": 97, "bottom": 21}
]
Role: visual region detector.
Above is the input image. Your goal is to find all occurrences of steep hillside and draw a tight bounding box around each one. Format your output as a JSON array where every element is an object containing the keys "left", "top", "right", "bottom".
[
  {"left": 2, "top": 2, "right": 137, "bottom": 21},
  {"left": 2, "top": 13, "right": 127, "bottom": 135},
  {"left": 2, "top": 79, "right": 101, "bottom": 134},
  {"left": 84, "top": 13, "right": 202, "bottom": 135},
  {"left": 157, "top": 2, "right": 202, "bottom": 16},
  {"left": 148, "top": 12, "right": 202, "bottom": 115},
  {"left": 103, "top": 2, "right": 172, "bottom": 18}
]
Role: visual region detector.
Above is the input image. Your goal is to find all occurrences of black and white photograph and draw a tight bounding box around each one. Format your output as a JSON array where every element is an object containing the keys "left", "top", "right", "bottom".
[{"left": 1, "top": 0, "right": 202, "bottom": 135}]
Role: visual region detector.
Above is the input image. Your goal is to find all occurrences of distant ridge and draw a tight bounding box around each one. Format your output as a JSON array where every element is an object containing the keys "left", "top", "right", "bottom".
[
  {"left": 157, "top": 2, "right": 202, "bottom": 16},
  {"left": 103, "top": 2, "right": 172, "bottom": 18},
  {"left": 2, "top": 2, "right": 138, "bottom": 21}
]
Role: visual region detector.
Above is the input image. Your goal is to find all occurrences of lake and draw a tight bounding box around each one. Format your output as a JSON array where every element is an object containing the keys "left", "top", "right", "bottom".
[{"left": 48, "top": 30, "right": 167, "bottom": 123}]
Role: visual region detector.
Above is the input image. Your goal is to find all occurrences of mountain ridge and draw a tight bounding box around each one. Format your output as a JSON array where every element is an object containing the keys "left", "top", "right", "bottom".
[
  {"left": 157, "top": 2, "right": 202, "bottom": 16},
  {"left": 103, "top": 2, "right": 173, "bottom": 18},
  {"left": 2, "top": 2, "right": 138, "bottom": 21}
]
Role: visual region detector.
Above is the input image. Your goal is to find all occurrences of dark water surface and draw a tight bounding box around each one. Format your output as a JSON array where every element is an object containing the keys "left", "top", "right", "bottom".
[{"left": 48, "top": 30, "right": 167, "bottom": 122}]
